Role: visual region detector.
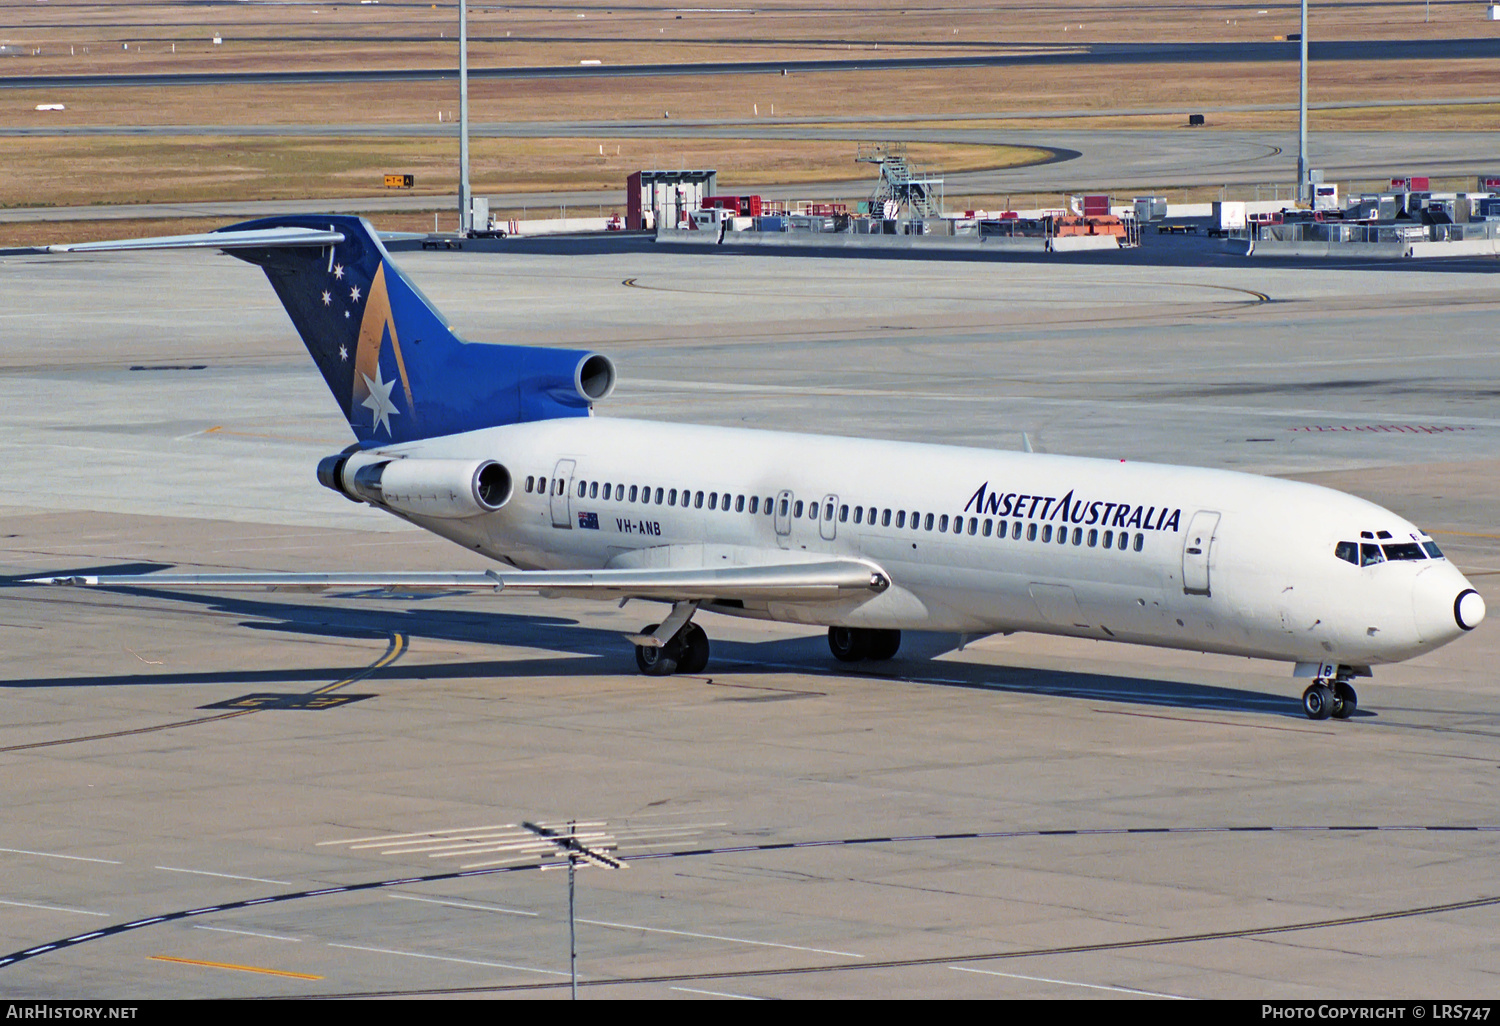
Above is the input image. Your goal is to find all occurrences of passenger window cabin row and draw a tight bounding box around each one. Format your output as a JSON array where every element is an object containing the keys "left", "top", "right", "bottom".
[{"left": 522, "top": 475, "right": 1146, "bottom": 552}]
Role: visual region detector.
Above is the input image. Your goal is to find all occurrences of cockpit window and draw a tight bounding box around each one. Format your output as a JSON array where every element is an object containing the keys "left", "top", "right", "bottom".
[
  {"left": 1335, "top": 541, "right": 1358, "bottom": 565},
  {"left": 1360, "top": 543, "right": 1385, "bottom": 566},
  {"left": 1423, "top": 541, "right": 1444, "bottom": 559},
  {"left": 1382, "top": 543, "right": 1425, "bottom": 561}
]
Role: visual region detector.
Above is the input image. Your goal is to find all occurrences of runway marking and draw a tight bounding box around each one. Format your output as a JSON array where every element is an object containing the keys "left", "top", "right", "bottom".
[
  {"left": 338, "top": 889, "right": 1500, "bottom": 998},
  {"left": 737, "top": 657, "right": 1294, "bottom": 714},
  {"left": 670, "top": 986, "right": 764, "bottom": 999},
  {"left": 193, "top": 925, "right": 302, "bottom": 942},
  {"left": 5, "top": 825, "right": 1498, "bottom": 972},
  {"left": 0, "top": 709, "right": 257, "bottom": 752},
  {"left": 1099, "top": 709, "right": 1334, "bottom": 733},
  {"left": 388, "top": 894, "right": 539, "bottom": 917},
  {"left": 322, "top": 823, "right": 519, "bottom": 846},
  {"left": 575, "top": 915, "right": 865, "bottom": 959},
  {"left": 175, "top": 425, "right": 348, "bottom": 445},
  {"left": 200, "top": 693, "right": 374, "bottom": 711},
  {"left": 0, "top": 633, "right": 406, "bottom": 752},
  {"left": 149, "top": 955, "right": 321, "bottom": 980},
  {"left": 0, "top": 847, "right": 121, "bottom": 865},
  {"left": 156, "top": 866, "right": 293, "bottom": 886},
  {"left": 626, "top": 377, "right": 1500, "bottom": 430},
  {"left": 0, "top": 899, "right": 110, "bottom": 917},
  {"left": 326, "top": 943, "right": 568, "bottom": 977},
  {"left": 949, "top": 964, "right": 1190, "bottom": 999},
  {"left": 311, "top": 632, "right": 407, "bottom": 694}
]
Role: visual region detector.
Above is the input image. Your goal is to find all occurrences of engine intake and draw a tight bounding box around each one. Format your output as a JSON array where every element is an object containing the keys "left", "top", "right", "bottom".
[{"left": 318, "top": 454, "right": 512, "bottom": 519}]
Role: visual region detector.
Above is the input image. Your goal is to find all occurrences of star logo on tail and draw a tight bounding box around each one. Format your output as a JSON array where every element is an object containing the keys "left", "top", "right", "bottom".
[{"left": 360, "top": 367, "right": 400, "bottom": 436}]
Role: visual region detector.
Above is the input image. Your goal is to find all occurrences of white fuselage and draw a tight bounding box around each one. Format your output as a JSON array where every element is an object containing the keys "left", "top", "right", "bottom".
[{"left": 354, "top": 416, "right": 1480, "bottom": 670}]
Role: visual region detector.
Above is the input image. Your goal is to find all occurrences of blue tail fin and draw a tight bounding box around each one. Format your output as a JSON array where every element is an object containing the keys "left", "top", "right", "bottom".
[{"left": 215, "top": 215, "right": 614, "bottom": 446}]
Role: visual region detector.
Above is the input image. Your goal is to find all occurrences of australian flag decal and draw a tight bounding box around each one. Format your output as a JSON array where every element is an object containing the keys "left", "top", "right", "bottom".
[{"left": 578, "top": 511, "right": 600, "bottom": 530}]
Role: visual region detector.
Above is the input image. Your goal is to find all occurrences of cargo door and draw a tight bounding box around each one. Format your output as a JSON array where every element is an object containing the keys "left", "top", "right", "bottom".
[
  {"left": 1028, "top": 583, "right": 1089, "bottom": 630},
  {"left": 1181, "top": 510, "right": 1221, "bottom": 595},
  {"left": 550, "top": 459, "right": 576, "bottom": 529}
]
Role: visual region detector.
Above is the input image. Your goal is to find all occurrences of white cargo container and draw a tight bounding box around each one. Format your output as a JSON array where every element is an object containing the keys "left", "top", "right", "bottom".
[{"left": 1213, "top": 200, "right": 1247, "bottom": 230}]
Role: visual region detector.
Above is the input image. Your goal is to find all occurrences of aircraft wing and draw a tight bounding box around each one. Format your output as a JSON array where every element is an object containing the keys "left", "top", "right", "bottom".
[
  {"left": 26, "top": 560, "right": 889, "bottom": 603},
  {"left": 44, "top": 227, "right": 346, "bottom": 253}
]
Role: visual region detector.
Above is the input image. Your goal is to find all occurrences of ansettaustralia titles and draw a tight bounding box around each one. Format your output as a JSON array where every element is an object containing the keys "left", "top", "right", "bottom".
[{"left": 964, "top": 483, "right": 1183, "bottom": 533}]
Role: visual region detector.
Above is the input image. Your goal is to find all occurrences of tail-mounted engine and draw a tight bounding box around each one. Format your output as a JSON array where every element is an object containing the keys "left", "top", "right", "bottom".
[{"left": 318, "top": 453, "right": 512, "bottom": 519}]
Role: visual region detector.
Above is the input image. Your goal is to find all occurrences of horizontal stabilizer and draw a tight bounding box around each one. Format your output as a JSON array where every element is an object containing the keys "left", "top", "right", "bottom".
[
  {"left": 45, "top": 227, "right": 346, "bottom": 253},
  {"left": 27, "top": 560, "right": 890, "bottom": 603}
]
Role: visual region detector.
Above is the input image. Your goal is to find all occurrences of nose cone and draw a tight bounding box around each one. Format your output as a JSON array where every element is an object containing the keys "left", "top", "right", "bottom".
[
  {"left": 1413, "top": 563, "right": 1485, "bottom": 647},
  {"left": 1456, "top": 588, "right": 1486, "bottom": 631}
]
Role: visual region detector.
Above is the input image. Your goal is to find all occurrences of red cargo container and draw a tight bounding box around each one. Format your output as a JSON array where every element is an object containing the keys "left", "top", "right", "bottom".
[
  {"left": 1390, "top": 176, "right": 1430, "bottom": 191},
  {"left": 703, "top": 195, "right": 763, "bottom": 217},
  {"left": 1081, "top": 194, "right": 1111, "bottom": 216}
]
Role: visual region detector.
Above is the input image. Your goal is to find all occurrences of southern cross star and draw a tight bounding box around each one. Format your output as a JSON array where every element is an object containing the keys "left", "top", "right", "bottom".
[{"left": 361, "top": 367, "right": 400, "bottom": 436}]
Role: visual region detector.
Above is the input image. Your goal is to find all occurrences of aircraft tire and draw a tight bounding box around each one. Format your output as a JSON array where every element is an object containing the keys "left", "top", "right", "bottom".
[
  {"left": 1302, "top": 682, "right": 1335, "bottom": 720},
  {"left": 866, "top": 629, "right": 901, "bottom": 661},
  {"left": 677, "top": 624, "right": 710, "bottom": 674},
  {"left": 828, "top": 626, "right": 869, "bottom": 662},
  {"left": 635, "top": 624, "right": 679, "bottom": 676},
  {"left": 1332, "top": 681, "right": 1357, "bottom": 719}
]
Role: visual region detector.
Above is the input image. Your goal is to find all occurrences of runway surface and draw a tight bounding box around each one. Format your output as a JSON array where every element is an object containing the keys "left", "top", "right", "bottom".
[
  {"left": 0, "top": 241, "right": 1496, "bottom": 998},
  {"left": 6, "top": 37, "right": 1500, "bottom": 90}
]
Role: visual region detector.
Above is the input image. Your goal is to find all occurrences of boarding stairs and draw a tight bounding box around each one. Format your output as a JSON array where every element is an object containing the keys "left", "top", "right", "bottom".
[{"left": 858, "top": 142, "right": 945, "bottom": 220}]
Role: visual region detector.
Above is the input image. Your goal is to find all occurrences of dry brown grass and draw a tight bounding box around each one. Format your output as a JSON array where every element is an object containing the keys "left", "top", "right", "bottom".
[
  {"left": 8, "top": 56, "right": 1500, "bottom": 131},
  {"left": 2, "top": 0, "right": 1489, "bottom": 78},
  {"left": 0, "top": 212, "right": 462, "bottom": 249},
  {"left": 0, "top": 136, "right": 1044, "bottom": 208},
  {"left": 3, "top": 0, "right": 1497, "bottom": 218}
]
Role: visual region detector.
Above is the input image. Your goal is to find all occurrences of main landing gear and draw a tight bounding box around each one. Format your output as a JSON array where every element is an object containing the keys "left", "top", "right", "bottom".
[
  {"left": 828, "top": 626, "right": 901, "bottom": 663},
  {"left": 1302, "top": 676, "right": 1358, "bottom": 721},
  {"left": 629, "top": 609, "right": 904, "bottom": 677},
  {"left": 634, "top": 621, "right": 709, "bottom": 676}
]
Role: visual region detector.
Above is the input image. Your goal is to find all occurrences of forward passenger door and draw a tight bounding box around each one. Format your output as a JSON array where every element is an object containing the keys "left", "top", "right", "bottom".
[
  {"left": 550, "top": 459, "right": 576, "bottom": 529},
  {"left": 774, "top": 490, "right": 793, "bottom": 549},
  {"left": 1181, "top": 510, "right": 1221, "bottom": 595},
  {"left": 819, "top": 494, "right": 838, "bottom": 542}
]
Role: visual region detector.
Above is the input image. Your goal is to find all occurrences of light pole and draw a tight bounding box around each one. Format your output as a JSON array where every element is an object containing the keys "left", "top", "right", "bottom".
[
  {"left": 456, "top": 0, "right": 468, "bottom": 232},
  {"left": 1296, "top": 0, "right": 1308, "bottom": 202}
]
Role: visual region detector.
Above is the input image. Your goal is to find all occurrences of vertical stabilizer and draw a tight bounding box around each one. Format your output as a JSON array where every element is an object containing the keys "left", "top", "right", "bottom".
[{"left": 214, "top": 215, "right": 614, "bottom": 445}]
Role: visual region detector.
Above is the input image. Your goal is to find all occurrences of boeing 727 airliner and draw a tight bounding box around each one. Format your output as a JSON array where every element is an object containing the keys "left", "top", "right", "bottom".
[{"left": 31, "top": 216, "right": 1486, "bottom": 720}]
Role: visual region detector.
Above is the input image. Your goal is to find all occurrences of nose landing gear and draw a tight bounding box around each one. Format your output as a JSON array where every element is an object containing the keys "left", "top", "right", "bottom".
[{"left": 1302, "top": 675, "right": 1358, "bottom": 720}]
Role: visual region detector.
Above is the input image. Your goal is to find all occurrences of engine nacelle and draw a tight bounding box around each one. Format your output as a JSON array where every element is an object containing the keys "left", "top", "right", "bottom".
[{"left": 318, "top": 454, "right": 512, "bottom": 519}]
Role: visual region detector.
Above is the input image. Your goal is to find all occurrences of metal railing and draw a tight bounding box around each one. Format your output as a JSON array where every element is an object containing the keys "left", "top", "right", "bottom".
[{"left": 1256, "top": 222, "right": 1426, "bottom": 244}]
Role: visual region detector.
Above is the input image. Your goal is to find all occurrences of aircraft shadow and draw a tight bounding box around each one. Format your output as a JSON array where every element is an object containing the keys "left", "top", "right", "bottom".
[{"left": 2, "top": 578, "right": 1321, "bottom": 719}]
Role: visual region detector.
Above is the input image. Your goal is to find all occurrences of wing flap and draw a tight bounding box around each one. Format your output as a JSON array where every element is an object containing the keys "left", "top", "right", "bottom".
[{"left": 27, "top": 561, "right": 888, "bottom": 602}]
